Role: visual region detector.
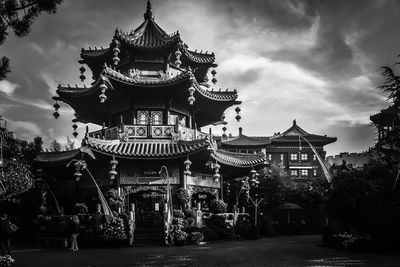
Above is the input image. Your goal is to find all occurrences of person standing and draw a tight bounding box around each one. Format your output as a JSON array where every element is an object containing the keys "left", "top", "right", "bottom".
[
  {"left": 0, "top": 213, "right": 12, "bottom": 255},
  {"left": 68, "top": 215, "right": 80, "bottom": 252}
]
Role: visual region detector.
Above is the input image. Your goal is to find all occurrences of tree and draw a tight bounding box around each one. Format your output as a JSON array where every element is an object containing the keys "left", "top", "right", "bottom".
[
  {"left": 0, "top": 0, "right": 63, "bottom": 80},
  {"left": 0, "top": 158, "right": 34, "bottom": 200},
  {"left": 47, "top": 139, "right": 62, "bottom": 152},
  {"left": 64, "top": 136, "right": 74, "bottom": 151}
]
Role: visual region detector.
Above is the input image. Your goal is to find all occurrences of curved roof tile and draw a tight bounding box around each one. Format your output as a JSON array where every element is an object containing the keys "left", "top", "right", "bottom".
[
  {"left": 85, "top": 137, "right": 211, "bottom": 159},
  {"left": 211, "top": 149, "right": 267, "bottom": 168}
]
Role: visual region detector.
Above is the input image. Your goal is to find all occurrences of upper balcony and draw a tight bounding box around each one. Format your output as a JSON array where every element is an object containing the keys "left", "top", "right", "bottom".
[{"left": 88, "top": 124, "right": 210, "bottom": 142}]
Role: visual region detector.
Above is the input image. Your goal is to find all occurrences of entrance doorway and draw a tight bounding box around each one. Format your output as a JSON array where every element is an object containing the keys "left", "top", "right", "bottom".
[{"left": 130, "top": 190, "right": 166, "bottom": 228}]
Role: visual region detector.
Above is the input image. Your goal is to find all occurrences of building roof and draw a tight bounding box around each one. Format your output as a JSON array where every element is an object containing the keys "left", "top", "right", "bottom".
[
  {"left": 221, "top": 120, "right": 336, "bottom": 149},
  {"left": 35, "top": 149, "right": 81, "bottom": 166},
  {"left": 222, "top": 127, "right": 270, "bottom": 147},
  {"left": 56, "top": 65, "right": 239, "bottom": 103},
  {"left": 211, "top": 149, "right": 267, "bottom": 168},
  {"left": 270, "top": 120, "right": 337, "bottom": 145},
  {"left": 85, "top": 137, "right": 211, "bottom": 159},
  {"left": 370, "top": 105, "right": 398, "bottom": 125}
]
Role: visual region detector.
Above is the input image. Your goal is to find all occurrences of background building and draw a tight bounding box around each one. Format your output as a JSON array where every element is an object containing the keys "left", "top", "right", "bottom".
[{"left": 221, "top": 120, "right": 337, "bottom": 180}]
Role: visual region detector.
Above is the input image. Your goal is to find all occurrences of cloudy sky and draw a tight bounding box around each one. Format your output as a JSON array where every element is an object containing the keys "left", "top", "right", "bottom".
[{"left": 0, "top": 0, "right": 398, "bottom": 155}]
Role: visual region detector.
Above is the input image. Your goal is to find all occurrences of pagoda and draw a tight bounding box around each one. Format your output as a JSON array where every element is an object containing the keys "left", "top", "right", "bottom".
[{"left": 35, "top": 1, "right": 266, "bottom": 233}]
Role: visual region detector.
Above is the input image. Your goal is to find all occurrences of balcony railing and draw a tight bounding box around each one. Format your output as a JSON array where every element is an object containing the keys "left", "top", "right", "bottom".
[{"left": 88, "top": 124, "right": 210, "bottom": 142}]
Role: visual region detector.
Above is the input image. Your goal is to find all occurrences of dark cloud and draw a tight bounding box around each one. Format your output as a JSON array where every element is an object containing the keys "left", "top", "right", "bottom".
[{"left": 0, "top": 0, "right": 397, "bottom": 155}]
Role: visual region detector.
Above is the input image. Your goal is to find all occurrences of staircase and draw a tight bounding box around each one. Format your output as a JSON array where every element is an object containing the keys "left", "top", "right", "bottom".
[{"left": 134, "top": 226, "right": 164, "bottom": 245}]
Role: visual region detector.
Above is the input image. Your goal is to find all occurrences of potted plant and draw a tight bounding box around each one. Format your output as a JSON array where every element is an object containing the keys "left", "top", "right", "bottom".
[
  {"left": 101, "top": 216, "right": 127, "bottom": 247},
  {"left": 172, "top": 230, "right": 187, "bottom": 246}
]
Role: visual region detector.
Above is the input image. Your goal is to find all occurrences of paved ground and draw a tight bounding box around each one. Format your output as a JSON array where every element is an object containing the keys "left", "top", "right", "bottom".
[{"left": 9, "top": 235, "right": 400, "bottom": 267}]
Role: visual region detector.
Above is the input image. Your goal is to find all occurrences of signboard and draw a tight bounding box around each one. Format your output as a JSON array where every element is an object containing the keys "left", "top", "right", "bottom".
[
  {"left": 155, "top": 203, "right": 159, "bottom": 211},
  {"left": 120, "top": 165, "right": 179, "bottom": 185}
]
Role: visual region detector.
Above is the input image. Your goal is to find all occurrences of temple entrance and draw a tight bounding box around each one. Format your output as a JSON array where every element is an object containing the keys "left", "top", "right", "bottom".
[{"left": 130, "top": 190, "right": 166, "bottom": 228}]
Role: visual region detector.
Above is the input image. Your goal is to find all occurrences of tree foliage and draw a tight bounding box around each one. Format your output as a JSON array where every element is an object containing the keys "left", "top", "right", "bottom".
[
  {"left": 0, "top": 158, "right": 34, "bottom": 200},
  {"left": 0, "top": 0, "right": 63, "bottom": 80}
]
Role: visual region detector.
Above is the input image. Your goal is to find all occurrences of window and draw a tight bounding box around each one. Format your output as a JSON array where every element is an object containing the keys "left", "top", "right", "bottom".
[
  {"left": 301, "top": 153, "right": 308, "bottom": 161},
  {"left": 290, "top": 153, "right": 298, "bottom": 161},
  {"left": 313, "top": 154, "right": 317, "bottom": 161},
  {"left": 280, "top": 154, "right": 284, "bottom": 162},
  {"left": 300, "top": 170, "right": 308, "bottom": 176},
  {"left": 137, "top": 111, "right": 149, "bottom": 125},
  {"left": 151, "top": 111, "right": 163, "bottom": 125},
  {"left": 291, "top": 170, "right": 298, "bottom": 176},
  {"left": 313, "top": 169, "right": 317, "bottom": 176}
]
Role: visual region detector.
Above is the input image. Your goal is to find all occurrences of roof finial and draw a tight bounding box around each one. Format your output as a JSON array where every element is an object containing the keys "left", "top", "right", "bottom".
[
  {"left": 293, "top": 119, "right": 296, "bottom": 126},
  {"left": 144, "top": 0, "right": 153, "bottom": 20}
]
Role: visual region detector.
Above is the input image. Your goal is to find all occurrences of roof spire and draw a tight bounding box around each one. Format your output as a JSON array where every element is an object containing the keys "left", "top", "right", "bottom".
[
  {"left": 293, "top": 119, "right": 296, "bottom": 126},
  {"left": 144, "top": 0, "right": 153, "bottom": 20}
]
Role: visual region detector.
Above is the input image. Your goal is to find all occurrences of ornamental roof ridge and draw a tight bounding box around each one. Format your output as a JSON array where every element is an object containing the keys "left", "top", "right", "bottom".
[
  {"left": 179, "top": 43, "right": 215, "bottom": 64},
  {"left": 193, "top": 81, "right": 238, "bottom": 102}
]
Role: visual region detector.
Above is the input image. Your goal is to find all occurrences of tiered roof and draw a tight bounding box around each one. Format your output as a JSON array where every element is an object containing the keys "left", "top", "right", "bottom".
[{"left": 85, "top": 137, "right": 211, "bottom": 159}]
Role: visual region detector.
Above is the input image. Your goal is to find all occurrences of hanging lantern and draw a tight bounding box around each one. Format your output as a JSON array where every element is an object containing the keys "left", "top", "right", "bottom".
[
  {"left": 99, "top": 81, "right": 108, "bottom": 103},
  {"left": 188, "top": 95, "right": 195, "bottom": 105},
  {"left": 213, "top": 162, "right": 221, "bottom": 181},
  {"left": 235, "top": 114, "right": 241, "bottom": 122},
  {"left": 74, "top": 172, "right": 82, "bottom": 181},
  {"left": 53, "top": 111, "right": 59, "bottom": 119},
  {"left": 211, "top": 69, "right": 217, "bottom": 84},
  {"left": 53, "top": 101, "right": 60, "bottom": 119},
  {"left": 175, "top": 49, "right": 182, "bottom": 67},
  {"left": 113, "top": 41, "right": 120, "bottom": 66},
  {"left": 235, "top": 106, "right": 241, "bottom": 114},
  {"left": 184, "top": 157, "right": 192, "bottom": 176},
  {"left": 109, "top": 156, "right": 119, "bottom": 180},
  {"left": 235, "top": 106, "right": 241, "bottom": 122},
  {"left": 188, "top": 85, "right": 195, "bottom": 94},
  {"left": 79, "top": 66, "right": 86, "bottom": 82}
]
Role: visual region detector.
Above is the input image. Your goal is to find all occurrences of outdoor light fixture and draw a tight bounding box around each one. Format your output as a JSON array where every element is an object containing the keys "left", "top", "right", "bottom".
[
  {"left": 109, "top": 156, "right": 119, "bottom": 180},
  {"left": 184, "top": 156, "right": 192, "bottom": 176},
  {"left": 175, "top": 49, "right": 182, "bottom": 67}
]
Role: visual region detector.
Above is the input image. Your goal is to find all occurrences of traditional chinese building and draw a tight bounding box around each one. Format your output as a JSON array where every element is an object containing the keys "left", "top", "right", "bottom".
[
  {"left": 222, "top": 120, "right": 336, "bottom": 180},
  {"left": 35, "top": 1, "right": 266, "bottom": 233}
]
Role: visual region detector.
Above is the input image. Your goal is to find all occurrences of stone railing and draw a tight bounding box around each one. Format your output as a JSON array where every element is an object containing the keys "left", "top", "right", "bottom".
[{"left": 177, "top": 125, "right": 209, "bottom": 141}]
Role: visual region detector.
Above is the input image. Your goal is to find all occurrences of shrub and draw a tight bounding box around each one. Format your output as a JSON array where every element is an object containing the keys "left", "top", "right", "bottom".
[
  {"left": 173, "top": 188, "right": 190, "bottom": 209},
  {"left": 184, "top": 209, "right": 196, "bottom": 219},
  {"left": 105, "top": 189, "right": 124, "bottom": 212},
  {"left": 209, "top": 199, "right": 227, "bottom": 213},
  {"left": 173, "top": 209, "right": 185, "bottom": 219},
  {"left": 172, "top": 229, "right": 188, "bottom": 242},
  {"left": 201, "top": 227, "right": 218, "bottom": 241},
  {"left": 101, "top": 216, "right": 127, "bottom": 242},
  {"left": 207, "top": 214, "right": 235, "bottom": 239},
  {"left": 186, "top": 232, "right": 204, "bottom": 243}
]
